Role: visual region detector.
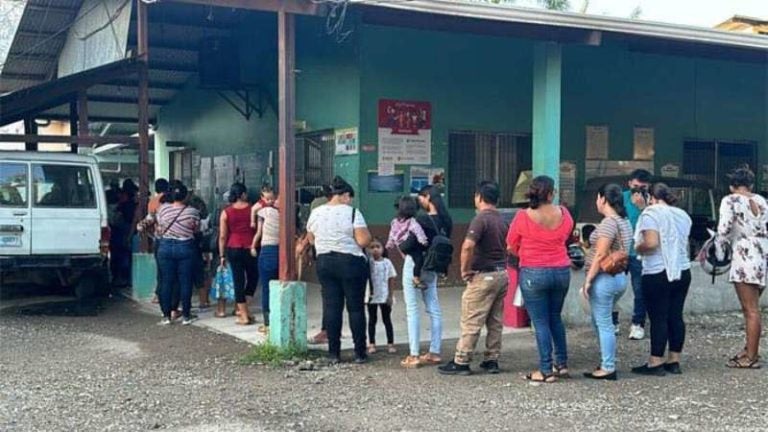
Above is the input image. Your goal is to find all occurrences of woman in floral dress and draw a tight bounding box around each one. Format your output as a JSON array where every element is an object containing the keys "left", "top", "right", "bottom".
[{"left": 716, "top": 167, "right": 768, "bottom": 369}]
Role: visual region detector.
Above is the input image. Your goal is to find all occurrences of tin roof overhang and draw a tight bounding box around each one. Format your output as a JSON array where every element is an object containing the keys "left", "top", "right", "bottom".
[{"left": 354, "top": 0, "right": 768, "bottom": 52}]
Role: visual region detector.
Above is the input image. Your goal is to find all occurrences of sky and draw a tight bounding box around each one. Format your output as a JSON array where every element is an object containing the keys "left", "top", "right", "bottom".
[{"left": 515, "top": 0, "right": 767, "bottom": 27}]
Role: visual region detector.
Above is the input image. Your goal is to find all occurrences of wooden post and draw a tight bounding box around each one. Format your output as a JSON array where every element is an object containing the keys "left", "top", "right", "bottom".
[
  {"left": 75, "top": 91, "right": 89, "bottom": 154},
  {"left": 69, "top": 99, "right": 78, "bottom": 137},
  {"left": 277, "top": 10, "right": 296, "bottom": 281},
  {"left": 23, "top": 118, "right": 38, "bottom": 151},
  {"left": 136, "top": 0, "right": 151, "bottom": 253}
]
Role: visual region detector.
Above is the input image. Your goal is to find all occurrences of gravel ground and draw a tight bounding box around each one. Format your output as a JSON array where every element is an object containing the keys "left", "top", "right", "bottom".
[{"left": 1, "top": 296, "right": 767, "bottom": 432}]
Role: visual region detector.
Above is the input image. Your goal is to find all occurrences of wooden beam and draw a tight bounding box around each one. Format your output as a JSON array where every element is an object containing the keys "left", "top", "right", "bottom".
[
  {"left": 107, "top": 79, "right": 185, "bottom": 90},
  {"left": 0, "top": 135, "right": 141, "bottom": 145},
  {"left": 39, "top": 114, "right": 156, "bottom": 124},
  {"left": 88, "top": 96, "right": 171, "bottom": 105},
  {"left": 23, "top": 118, "right": 38, "bottom": 151},
  {"left": 2, "top": 72, "right": 48, "bottom": 81},
  {"left": 169, "top": 0, "right": 321, "bottom": 16},
  {"left": 26, "top": 4, "right": 80, "bottom": 14},
  {"left": 137, "top": 0, "right": 151, "bottom": 252},
  {"left": 277, "top": 10, "right": 297, "bottom": 281},
  {"left": 147, "top": 61, "right": 197, "bottom": 73},
  {"left": 77, "top": 91, "right": 89, "bottom": 139}
]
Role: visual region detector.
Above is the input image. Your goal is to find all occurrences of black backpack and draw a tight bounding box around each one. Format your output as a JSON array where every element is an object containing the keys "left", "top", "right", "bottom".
[{"left": 422, "top": 217, "right": 453, "bottom": 275}]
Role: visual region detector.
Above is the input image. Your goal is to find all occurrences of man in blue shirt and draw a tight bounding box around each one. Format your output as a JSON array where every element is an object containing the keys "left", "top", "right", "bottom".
[{"left": 623, "top": 169, "right": 652, "bottom": 340}]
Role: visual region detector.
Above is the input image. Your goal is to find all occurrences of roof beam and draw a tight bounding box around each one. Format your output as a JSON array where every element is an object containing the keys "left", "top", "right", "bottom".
[
  {"left": 1, "top": 72, "right": 48, "bottom": 81},
  {"left": 147, "top": 61, "right": 197, "bottom": 73},
  {"left": 5, "top": 52, "right": 59, "bottom": 61},
  {"left": 168, "top": 0, "right": 322, "bottom": 16},
  {"left": 0, "top": 134, "right": 140, "bottom": 145},
  {"left": 39, "top": 114, "right": 157, "bottom": 124},
  {"left": 26, "top": 4, "right": 80, "bottom": 14},
  {"left": 88, "top": 96, "right": 171, "bottom": 105},
  {"left": 107, "top": 79, "right": 186, "bottom": 90}
]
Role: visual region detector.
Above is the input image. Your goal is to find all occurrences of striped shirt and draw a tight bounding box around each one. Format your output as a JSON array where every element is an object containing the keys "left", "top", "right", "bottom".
[
  {"left": 585, "top": 216, "right": 633, "bottom": 270},
  {"left": 157, "top": 203, "right": 200, "bottom": 240}
]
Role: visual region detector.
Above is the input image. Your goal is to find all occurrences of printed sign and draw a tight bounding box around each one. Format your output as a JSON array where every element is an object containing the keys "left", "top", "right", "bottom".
[
  {"left": 586, "top": 125, "right": 609, "bottom": 160},
  {"left": 634, "top": 127, "right": 655, "bottom": 160},
  {"left": 377, "top": 99, "right": 432, "bottom": 166},
  {"left": 335, "top": 128, "right": 359, "bottom": 156}
]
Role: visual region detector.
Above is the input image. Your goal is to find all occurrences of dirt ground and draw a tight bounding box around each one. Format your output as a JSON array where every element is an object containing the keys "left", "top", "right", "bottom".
[{"left": 1, "top": 295, "right": 767, "bottom": 432}]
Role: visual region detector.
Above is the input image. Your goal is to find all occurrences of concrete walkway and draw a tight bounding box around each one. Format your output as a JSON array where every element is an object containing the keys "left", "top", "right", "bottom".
[{"left": 134, "top": 283, "right": 531, "bottom": 350}]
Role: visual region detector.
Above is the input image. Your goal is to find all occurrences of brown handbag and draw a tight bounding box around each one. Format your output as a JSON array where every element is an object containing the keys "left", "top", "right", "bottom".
[{"left": 599, "top": 217, "right": 629, "bottom": 275}]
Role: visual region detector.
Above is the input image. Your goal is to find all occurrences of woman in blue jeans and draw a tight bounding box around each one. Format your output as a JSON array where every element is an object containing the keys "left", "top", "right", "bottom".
[
  {"left": 398, "top": 186, "right": 452, "bottom": 368},
  {"left": 252, "top": 200, "right": 280, "bottom": 334},
  {"left": 156, "top": 181, "right": 200, "bottom": 325},
  {"left": 507, "top": 176, "right": 574, "bottom": 382},
  {"left": 580, "top": 184, "right": 632, "bottom": 380}
]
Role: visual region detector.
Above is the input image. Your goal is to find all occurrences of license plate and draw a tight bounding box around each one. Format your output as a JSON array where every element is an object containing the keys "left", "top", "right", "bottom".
[{"left": 0, "top": 235, "right": 21, "bottom": 247}]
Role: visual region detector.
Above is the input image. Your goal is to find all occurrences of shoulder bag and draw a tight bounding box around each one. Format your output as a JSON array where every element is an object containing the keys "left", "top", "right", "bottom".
[{"left": 598, "top": 216, "right": 629, "bottom": 275}]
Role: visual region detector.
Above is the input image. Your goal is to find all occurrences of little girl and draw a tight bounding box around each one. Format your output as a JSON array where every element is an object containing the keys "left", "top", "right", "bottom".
[
  {"left": 386, "top": 196, "right": 429, "bottom": 288},
  {"left": 367, "top": 238, "right": 397, "bottom": 354},
  {"left": 251, "top": 184, "right": 277, "bottom": 229}
]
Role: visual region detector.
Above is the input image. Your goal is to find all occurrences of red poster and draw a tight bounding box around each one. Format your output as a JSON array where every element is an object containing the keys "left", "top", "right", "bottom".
[{"left": 378, "top": 99, "right": 431, "bottom": 135}]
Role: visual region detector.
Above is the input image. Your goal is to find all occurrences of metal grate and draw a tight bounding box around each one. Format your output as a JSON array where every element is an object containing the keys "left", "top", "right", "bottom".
[
  {"left": 448, "top": 131, "right": 531, "bottom": 208},
  {"left": 296, "top": 130, "right": 335, "bottom": 188}
]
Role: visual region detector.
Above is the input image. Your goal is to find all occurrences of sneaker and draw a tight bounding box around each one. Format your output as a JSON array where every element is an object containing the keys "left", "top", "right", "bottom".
[
  {"left": 158, "top": 317, "right": 172, "bottom": 325},
  {"left": 182, "top": 316, "right": 197, "bottom": 326},
  {"left": 628, "top": 324, "right": 645, "bottom": 340},
  {"left": 437, "top": 361, "right": 472, "bottom": 376},
  {"left": 479, "top": 360, "right": 500, "bottom": 374},
  {"left": 614, "top": 325, "right": 621, "bottom": 336}
]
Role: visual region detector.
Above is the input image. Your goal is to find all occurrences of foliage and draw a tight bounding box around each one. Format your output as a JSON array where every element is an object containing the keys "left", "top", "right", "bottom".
[
  {"left": 629, "top": 5, "right": 643, "bottom": 19},
  {"left": 538, "top": 0, "right": 570, "bottom": 11},
  {"left": 240, "top": 342, "right": 318, "bottom": 366}
]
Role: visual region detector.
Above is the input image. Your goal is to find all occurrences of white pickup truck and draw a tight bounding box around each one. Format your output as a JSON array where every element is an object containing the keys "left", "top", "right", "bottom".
[{"left": 0, "top": 151, "right": 110, "bottom": 298}]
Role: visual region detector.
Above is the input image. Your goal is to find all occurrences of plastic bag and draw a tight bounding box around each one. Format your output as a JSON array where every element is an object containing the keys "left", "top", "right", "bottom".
[{"left": 209, "top": 264, "right": 235, "bottom": 302}]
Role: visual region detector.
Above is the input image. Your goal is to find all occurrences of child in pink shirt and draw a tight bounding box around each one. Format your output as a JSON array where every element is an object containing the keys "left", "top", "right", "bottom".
[{"left": 387, "top": 196, "right": 429, "bottom": 288}]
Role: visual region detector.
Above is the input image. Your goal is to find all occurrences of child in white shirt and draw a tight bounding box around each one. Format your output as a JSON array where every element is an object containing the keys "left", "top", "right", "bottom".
[{"left": 367, "top": 238, "right": 397, "bottom": 354}]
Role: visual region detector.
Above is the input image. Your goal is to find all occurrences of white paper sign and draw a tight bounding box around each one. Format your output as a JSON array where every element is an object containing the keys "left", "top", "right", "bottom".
[
  {"left": 634, "top": 127, "right": 655, "bottom": 160},
  {"left": 335, "top": 128, "right": 359, "bottom": 156},
  {"left": 660, "top": 163, "right": 680, "bottom": 178},
  {"left": 586, "top": 125, "right": 609, "bottom": 160}
]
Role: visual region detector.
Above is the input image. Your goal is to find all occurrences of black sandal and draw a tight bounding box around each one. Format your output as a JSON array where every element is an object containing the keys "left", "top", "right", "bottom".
[
  {"left": 727, "top": 355, "right": 762, "bottom": 369},
  {"left": 553, "top": 364, "right": 570, "bottom": 378},
  {"left": 525, "top": 371, "right": 557, "bottom": 383}
]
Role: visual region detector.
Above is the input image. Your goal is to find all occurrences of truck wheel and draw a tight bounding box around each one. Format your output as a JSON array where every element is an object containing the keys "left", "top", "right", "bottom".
[{"left": 74, "top": 274, "right": 97, "bottom": 300}]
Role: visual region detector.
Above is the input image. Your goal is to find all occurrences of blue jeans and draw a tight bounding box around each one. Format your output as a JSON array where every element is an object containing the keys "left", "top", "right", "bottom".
[
  {"left": 519, "top": 266, "right": 570, "bottom": 374},
  {"left": 629, "top": 256, "right": 646, "bottom": 326},
  {"left": 402, "top": 256, "right": 442, "bottom": 357},
  {"left": 157, "top": 238, "right": 196, "bottom": 319},
  {"left": 589, "top": 273, "right": 627, "bottom": 372},
  {"left": 259, "top": 245, "right": 279, "bottom": 325}
]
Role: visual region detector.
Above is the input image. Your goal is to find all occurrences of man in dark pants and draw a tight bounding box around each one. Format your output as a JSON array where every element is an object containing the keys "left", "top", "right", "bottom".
[
  {"left": 623, "top": 169, "right": 652, "bottom": 340},
  {"left": 439, "top": 181, "right": 509, "bottom": 375}
]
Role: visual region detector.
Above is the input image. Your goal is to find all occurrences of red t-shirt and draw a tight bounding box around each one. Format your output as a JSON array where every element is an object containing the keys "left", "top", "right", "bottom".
[
  {"left": 225, "top": 205, "right": 255, "bottom": 249},
  {"left": 506, "top": 207, "right": 573, "bottom": 268}
]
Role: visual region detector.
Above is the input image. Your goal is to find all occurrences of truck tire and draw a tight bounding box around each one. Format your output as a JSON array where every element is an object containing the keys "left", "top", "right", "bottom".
[{"left": 74, "top": 273, "right": 97, "bottom": 300}]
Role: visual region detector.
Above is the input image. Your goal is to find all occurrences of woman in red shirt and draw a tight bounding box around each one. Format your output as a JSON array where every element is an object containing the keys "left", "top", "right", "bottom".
[
  {"left": 218, "top": 183, "right": 257, "bottom": 325},
  {"left": 507, "top": 175, "right": 574, "bottom": 383}
]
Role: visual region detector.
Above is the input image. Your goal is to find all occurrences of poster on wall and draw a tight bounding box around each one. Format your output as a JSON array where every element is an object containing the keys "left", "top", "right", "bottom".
[
  {"left": 377, "top": 99, "right": 432, "bottom": 166},
  {"left": 633, "top": 127, "right": 655, "bottom": 160},
  {"left": 213, "top": 155, "right": 234, "bottom": 198},
  {"left": 586, "top": 125, "right": 609, "bottom": 160},
  {"left": 234, "top": 153, "right": 266, "bottom": 187},
  {"left": 200, "top": 157, "right": 212, "bottom": 204},
  {"left": 335, "top": 128, "right": 359, "bottom": 156},
  {"left": 559, "top": 161, "right": 577, "bottom": 207},
  {"left": 660, "top": 163, "right": 680, "bottom": 178},
  {"left": 409, "top": 166, "right": 446, "bottom": 194},
  {"left": 368, "top": 171, "right": 405, "bottom": 193}
]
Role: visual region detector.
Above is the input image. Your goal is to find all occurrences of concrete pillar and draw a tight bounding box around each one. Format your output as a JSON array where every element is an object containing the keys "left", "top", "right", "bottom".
[
  {"left": 532, "top": 42, "right": 562, "bottom": 197},
  {"left": 153, "top": 134, "right": 170, "bottom": 180},
  {"left": 268, "top": 280, "right": 307, "bottom": 350}
]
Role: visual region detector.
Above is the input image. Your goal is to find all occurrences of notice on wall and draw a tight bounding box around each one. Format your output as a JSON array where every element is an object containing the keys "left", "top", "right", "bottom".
[
  {"left": 559, "top": 161, "right": 577, "bottom": 207},
  {"left": 200, "top": 157, "right": 212, "bottom": 204},
  {"left": 213, "top": 155, "right": 234, "bottom": 197},
  {"left": 409, "top": 166, "right": 446, "bottom": 194},
  {"left": 234, "top": 153, "right": 266, "bottom": 187},
  {"left": 633, "top": 127, "right": 655, "bottom": 160},
  {"left": 377, "top": 99, "right": 432, "bottom": 165},
  {"left": 335, "top": 127, "right": 359, "bottom": 156},
  {"left": 586, "top": 125, "right": 609, "bottom": 160},
  {"left": 368, "top": 171, "right": 405, "bottom": 193},
  {"left": 660, "top": 163, "right": 680, "bottom": 178}
]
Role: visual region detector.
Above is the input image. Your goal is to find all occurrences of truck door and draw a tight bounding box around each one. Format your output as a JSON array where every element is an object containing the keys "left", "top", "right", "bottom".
[{"left": 0, "top": 161, "right": 31, "bottom": 255}]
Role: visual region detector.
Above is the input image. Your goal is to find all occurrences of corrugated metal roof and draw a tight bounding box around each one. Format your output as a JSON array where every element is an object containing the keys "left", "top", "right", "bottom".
[{"left": 355, "top": 0, "right": 768, "bottom": 51}]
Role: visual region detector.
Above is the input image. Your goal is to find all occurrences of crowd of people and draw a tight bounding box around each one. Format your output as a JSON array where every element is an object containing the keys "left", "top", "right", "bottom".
[{"left": 133, "top": 164, "right": 766, "bottom": 380}]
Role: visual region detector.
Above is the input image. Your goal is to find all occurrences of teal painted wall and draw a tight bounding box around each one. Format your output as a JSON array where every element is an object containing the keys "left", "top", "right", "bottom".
[
  {"left": 295, "top": 15, "right": 361, "bottom": 192},
  {"left": 359, "top": 24, "right": 534, "bottom": 224}
]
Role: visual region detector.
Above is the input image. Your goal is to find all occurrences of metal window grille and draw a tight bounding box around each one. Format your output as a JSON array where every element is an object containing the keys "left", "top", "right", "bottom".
[
  {"left": 296, "top": 130, "right": 335, "bottom": 188},
  {"left": 448, "top": 131, "right": 531, "bottom": 208}
]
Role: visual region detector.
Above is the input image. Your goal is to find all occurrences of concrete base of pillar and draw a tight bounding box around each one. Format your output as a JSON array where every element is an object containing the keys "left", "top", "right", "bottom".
[
  {"left": 268, "top": 280, "right": 307, "bottom": 350},
  {"left": 131, "top": 253, "right": 156, "bottom": 300}
]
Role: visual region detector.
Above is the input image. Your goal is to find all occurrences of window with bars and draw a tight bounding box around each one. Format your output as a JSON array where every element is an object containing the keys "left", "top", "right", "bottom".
[
  {"left": 296, "top": 130, "right": 335, "bottom": 188},
  {"left": 448, "top": 131, "right": 532, "bottom": 208}
]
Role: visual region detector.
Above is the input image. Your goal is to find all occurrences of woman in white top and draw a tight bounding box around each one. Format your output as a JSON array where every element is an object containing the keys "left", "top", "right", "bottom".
[
  {"left": 252, "top": 200, "right": 280, "bottom": 333},
  {"left": 632, "top": 184, "right": 692, "bottom": 376},
  {"left": 305, "top": 176, "right": 372, "bottom": 363},
  {"left": 716, "top": 167, "right": 768, "bottom": 369}
]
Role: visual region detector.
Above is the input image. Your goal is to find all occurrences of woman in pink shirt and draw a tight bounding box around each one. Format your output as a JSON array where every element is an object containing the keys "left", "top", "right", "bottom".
[{"left": 507, "top": 175, "right": 574, "bottom": 383}]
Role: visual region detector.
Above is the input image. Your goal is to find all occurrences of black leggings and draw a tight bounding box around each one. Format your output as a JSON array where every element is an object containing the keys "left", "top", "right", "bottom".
[
  {"left": 316, "top": 252, "right": 368, "bottom": 358},
  {"left": 227, "top": 247, "right": 258, "bottom": 304},
  {"left": 642, "top": 269, "right": 691, "bottom": 357},
  {"left": 367, "top": 303, "right": 394, "bottom": 345}
]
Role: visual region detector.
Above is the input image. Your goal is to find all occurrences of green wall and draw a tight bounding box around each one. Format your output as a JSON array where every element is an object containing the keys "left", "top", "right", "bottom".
[{"left": 358, "top": 24, "right": 534, "bottom": 224}]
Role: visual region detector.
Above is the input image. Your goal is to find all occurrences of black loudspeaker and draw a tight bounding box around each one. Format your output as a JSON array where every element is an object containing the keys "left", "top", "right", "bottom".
[{"left": 198, "top": 37, "right": 240, "bottom": 89}]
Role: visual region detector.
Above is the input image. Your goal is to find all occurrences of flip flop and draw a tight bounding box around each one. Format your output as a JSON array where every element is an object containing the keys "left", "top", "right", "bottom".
[
  {"left": 236, "top": 316, "right": 255, "bottom": 326},
  {"left": 726, "top": 355, "right": 762, "bottom": 369},
  {"left": 524, "top": 371, "right": 557, "bottom": 383}
]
